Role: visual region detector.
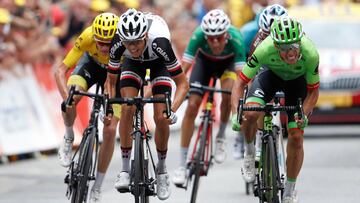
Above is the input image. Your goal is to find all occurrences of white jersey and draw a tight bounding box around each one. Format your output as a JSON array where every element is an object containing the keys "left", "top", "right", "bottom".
[{"left": 108, "top": 13, "right": 180, "bottom": 73}]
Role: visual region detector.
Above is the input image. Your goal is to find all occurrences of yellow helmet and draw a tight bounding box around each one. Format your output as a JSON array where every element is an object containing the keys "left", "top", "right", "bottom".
[{"left": 92, "top": 12, "right": 119, "bottom": 42}]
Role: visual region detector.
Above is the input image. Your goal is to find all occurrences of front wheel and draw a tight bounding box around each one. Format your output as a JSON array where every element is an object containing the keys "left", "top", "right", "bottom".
[
  {"left": 71, "top": 127, "right": 95, "bottom": 203},
  {"left": 263, "top": 135, "right": 281, "bottom": 203},
  {"left": 132, "top": 131, "right": 148, "bottom": 203},
  {"left": 190, "top": 119, "right": 209, "bottom": 203}
]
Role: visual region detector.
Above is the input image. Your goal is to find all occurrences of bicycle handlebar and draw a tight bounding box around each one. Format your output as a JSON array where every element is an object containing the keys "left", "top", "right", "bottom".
[
  {"left": 108, "top": 92, "right": 172, "bottom": 118},
  {"left": 61, "top": 85, "right": 109, "bottom": 114},
  {"left": 190, "top": 83, "right": 231, "bottom": 95},
  {"left": 237, "top": 98, "right": 304, "bottom": 124}
]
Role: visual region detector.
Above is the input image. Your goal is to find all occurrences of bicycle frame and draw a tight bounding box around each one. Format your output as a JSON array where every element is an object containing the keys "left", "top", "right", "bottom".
[
  {"left": 237, "top": 91, "right": 303, "bottom": 203},
  {"left": 179, "top": 79, "right": 231, "bottom": 203},
  {"left": 63, "top": 84, "right": 106, "bottom": 203},
  {"left": 108, "top": 82, "right": 171, "bottom": 203}
]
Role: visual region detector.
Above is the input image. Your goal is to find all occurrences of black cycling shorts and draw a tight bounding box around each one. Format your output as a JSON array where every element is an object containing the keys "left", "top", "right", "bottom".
[
  {"left": 120, "top": 58, "right": 172, "bottom": 96},
  {"left": 189, "top": 52, "right": 235, "bottom": 95},
  {"left": 247, "top": 68, "right": 307, "bottom": 122}
]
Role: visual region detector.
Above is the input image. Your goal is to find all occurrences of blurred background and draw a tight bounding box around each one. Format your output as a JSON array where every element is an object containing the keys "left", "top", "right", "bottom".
[{"left": 0, "top": 0, "right": 359, "bottom": 191}]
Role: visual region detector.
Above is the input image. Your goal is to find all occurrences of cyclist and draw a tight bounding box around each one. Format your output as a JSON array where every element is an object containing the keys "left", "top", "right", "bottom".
[
  {"left": 231, "top": 17, "right": 319, "bottom": 203},
  {"left": 54, "top": 12, "right": 121, "bottom": 203},
  {"left": 234, "top": 4, "right": 288, "bottom": 160},
  {"left": 172, "top": 9, "right": 246, "bottom": 185},
  {"left": 106, "top": 9, "right": 189, "bottom": 200}
]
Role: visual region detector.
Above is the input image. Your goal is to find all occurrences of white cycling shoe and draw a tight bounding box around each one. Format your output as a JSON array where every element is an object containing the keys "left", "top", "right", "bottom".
[
  {"left": 214, "top": 138, "right": 227, "bottom": 163},
  {"left": 172, "top": 166, "right": 186, "bottom": 186},
  {"left": 58, "top": 138, "right": 73, "bottom": 167},
  {"left": 157, "top": 172, "right": 171, "bottom": 200},
  {"left": 89, "top": 188, "right": 101, "bottom": 203},
  {"left": 114, "top": 171, "right": 130, "bottom": 190},
  {"left": 283, "top": 191, "right": 299, "bottom": 203},
  {"left": 241, "top": 154, "right": 256, "bottom": 182}
]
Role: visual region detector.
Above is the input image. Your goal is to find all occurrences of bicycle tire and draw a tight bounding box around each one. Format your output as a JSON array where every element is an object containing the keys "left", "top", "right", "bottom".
[
  {"left": 264, "top": 135, "right": 281, "bottom": 203},
  {"left": 133, "top": 131, "right": 148, "bottom": 203},
  {"left": 71, "top": 127, "right": 95, "bottom": 203},
  {"left": 190, "top": 117, "right": 209, "bottom": 203}
]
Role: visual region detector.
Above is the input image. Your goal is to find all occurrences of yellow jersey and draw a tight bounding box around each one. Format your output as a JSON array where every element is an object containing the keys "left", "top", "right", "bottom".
[{"left": 63, "top": 26, "right": 109, "bottom": 68}]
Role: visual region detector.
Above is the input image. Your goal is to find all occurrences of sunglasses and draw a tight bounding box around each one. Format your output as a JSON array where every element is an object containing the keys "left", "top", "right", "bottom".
[
  {"left": 121, "top": 37, "right": 145, "bottom": 46},
  {"left": 95, "top": 41, "right": 111, "bottom": 47},
  {"left": 276, "top": 42, "right": 301, "bottom": 52},
  {"left": 205, "top": 34, "right": 226, "bottom": 42}
]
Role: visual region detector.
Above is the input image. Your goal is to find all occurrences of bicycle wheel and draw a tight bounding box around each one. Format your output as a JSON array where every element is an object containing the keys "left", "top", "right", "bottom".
[
  {"left": 190, "top": 118, "right": 209, "bottom": 203},
  {"left": 133, "top": 131, "right": 148, "bottom": 203},
  {"left": 71, "top": 127, "right": 95, "bottom": 203},
  {"left": 263, "top": 135, "right": 281, "bottom": 203}
]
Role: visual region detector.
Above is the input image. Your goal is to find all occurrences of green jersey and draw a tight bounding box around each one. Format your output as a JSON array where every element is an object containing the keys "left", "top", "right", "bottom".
[
  {"left": 183, "top": 26, "right": 246, "bottom": 70},
  {"left": 240, "top": 35, "right": 320, "bottom": 89}
]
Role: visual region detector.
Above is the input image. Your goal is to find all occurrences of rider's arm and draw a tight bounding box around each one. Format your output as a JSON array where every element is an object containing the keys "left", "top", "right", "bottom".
[
  {"left": 54, "top": 29, "right": 88, "bottom": 100},
  {"left": 172, "top": 73, "right": 189, "bottom": 112},
  {"left": 182, "top": 27, "right": 203, "bottom": 72},
  {"left": 304, "top": 45, "right": 320, "bottom": 117},
  {"left": 54, "top": 62, "right": 71, "bottom": 100},
  {"left": 231, "top": 75, "right": 248, "bottom": 114},
  {"left": 230, "top": 27, "right": 247, "bottom": 72},
  {"left": 181, "top": 60, "right": 193, "bottom": 75},
  {"left": 303, "top": 88, "right": 319, "bottom": 117},
  {"left": 152, "top": 37, "right": 190, "bottom": 111},
  {"left": 106, "top": 73, "right": 118, "bottom": 98}
]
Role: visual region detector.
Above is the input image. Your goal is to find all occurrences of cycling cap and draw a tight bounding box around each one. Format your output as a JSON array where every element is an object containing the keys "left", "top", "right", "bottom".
[
  {"left": 270, "top": 17, "right": 303, "bottom": 44},
  {"left": 92, "top": 12, "right": 119, "bottom": 42},
  {"left": 201, "top": 9, "right": 230, "bottom": 36},
  {"left": 118, "top": 8, "right": 148, "bottom": 41},
  {"left": 259, "top": 4, "right": 288, "bottom": 33}
]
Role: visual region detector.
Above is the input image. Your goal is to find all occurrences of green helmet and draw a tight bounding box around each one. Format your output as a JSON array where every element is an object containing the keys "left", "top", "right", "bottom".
[{"left": 270, "top": 17, "right": 303, "bottom": 44}]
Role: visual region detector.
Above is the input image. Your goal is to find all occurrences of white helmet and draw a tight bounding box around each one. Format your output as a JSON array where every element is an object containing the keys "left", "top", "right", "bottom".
[
  {"left": 117, "top": 8, "right": 148, "bottom": 41},
  {"left": 201, "top": 9, "right": 231, "bottom": 36},
  {"left": 258, "top": 4, "right": 288, "bottom": 33}
]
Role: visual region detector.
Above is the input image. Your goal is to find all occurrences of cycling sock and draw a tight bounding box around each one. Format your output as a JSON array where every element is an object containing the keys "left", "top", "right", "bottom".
[
  {"left": 64, "top": 126, "right": 74, "bottom": 141},
  {"left": 157, "top": 149, "right": 167, "bottom": 174},
  {"left": 235, "top": 132, "right": 245, "bottom": 154},
  {"left": 284, "top": 178, "right": 296, "bottom": 197},
  {"left": 180, "top": 147, "right": 188, "bottom": 167},
  {"left": 121, "top": 147, "right": 132, "bottom": 172},
  {"left": 245, "top": 139, "right": 255, "bottom": 156},
  {"left": 255, "top": 129, "right": 263, "bottom": 153},
  {"left": 216, "top": 122, "right": 228, "bottom": 139},
  {"left": 92, "top": 172, "right": 105, "bottom": 190}
]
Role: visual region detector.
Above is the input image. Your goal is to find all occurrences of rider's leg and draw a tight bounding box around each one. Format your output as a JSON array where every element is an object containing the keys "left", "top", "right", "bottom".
[
  {"left": 119, "top": 87, "right": 138, "bottom": 172},
  {"left": 153, "top": 94, "right": 172, "bottom": 173},
  {"left": 92, "top": 116, "right": 119, "bottom": 190},
  {"left": 114, "top": 87, "right": 137, "bottom": 189},
  {"left": 179, "top": 94, "right": 202, "bottom": 167},
  {"left": 284, "top": 127, "right": 304, "bottom": 197},
  {"left": 153, "top": 94, "right": 172, "bottom": 200},
  {"left": 58, "top": 82, "right": 86, "bottom": 167},
  {"left": 217, "top": 77, "right": 234, "bottom": 139}
]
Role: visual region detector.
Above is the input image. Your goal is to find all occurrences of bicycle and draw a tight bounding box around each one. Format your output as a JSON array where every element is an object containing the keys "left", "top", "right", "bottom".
[
  {"left": 175, "top": 78, "right": 231, "bottom": 203},
  {"left": 108, "top": 81, "right": 172, "bottom": 203},
  {"left": 237, "top": 88, "right": 304, "bottom": 203},
  {"left": 62, "top": 84, "right": 109, "bottom": 203}
]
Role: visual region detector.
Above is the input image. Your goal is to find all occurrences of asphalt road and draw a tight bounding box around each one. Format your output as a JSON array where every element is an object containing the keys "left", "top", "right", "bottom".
[{"left": 0, "top": 125, "right": 359, "bottom": 203}]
